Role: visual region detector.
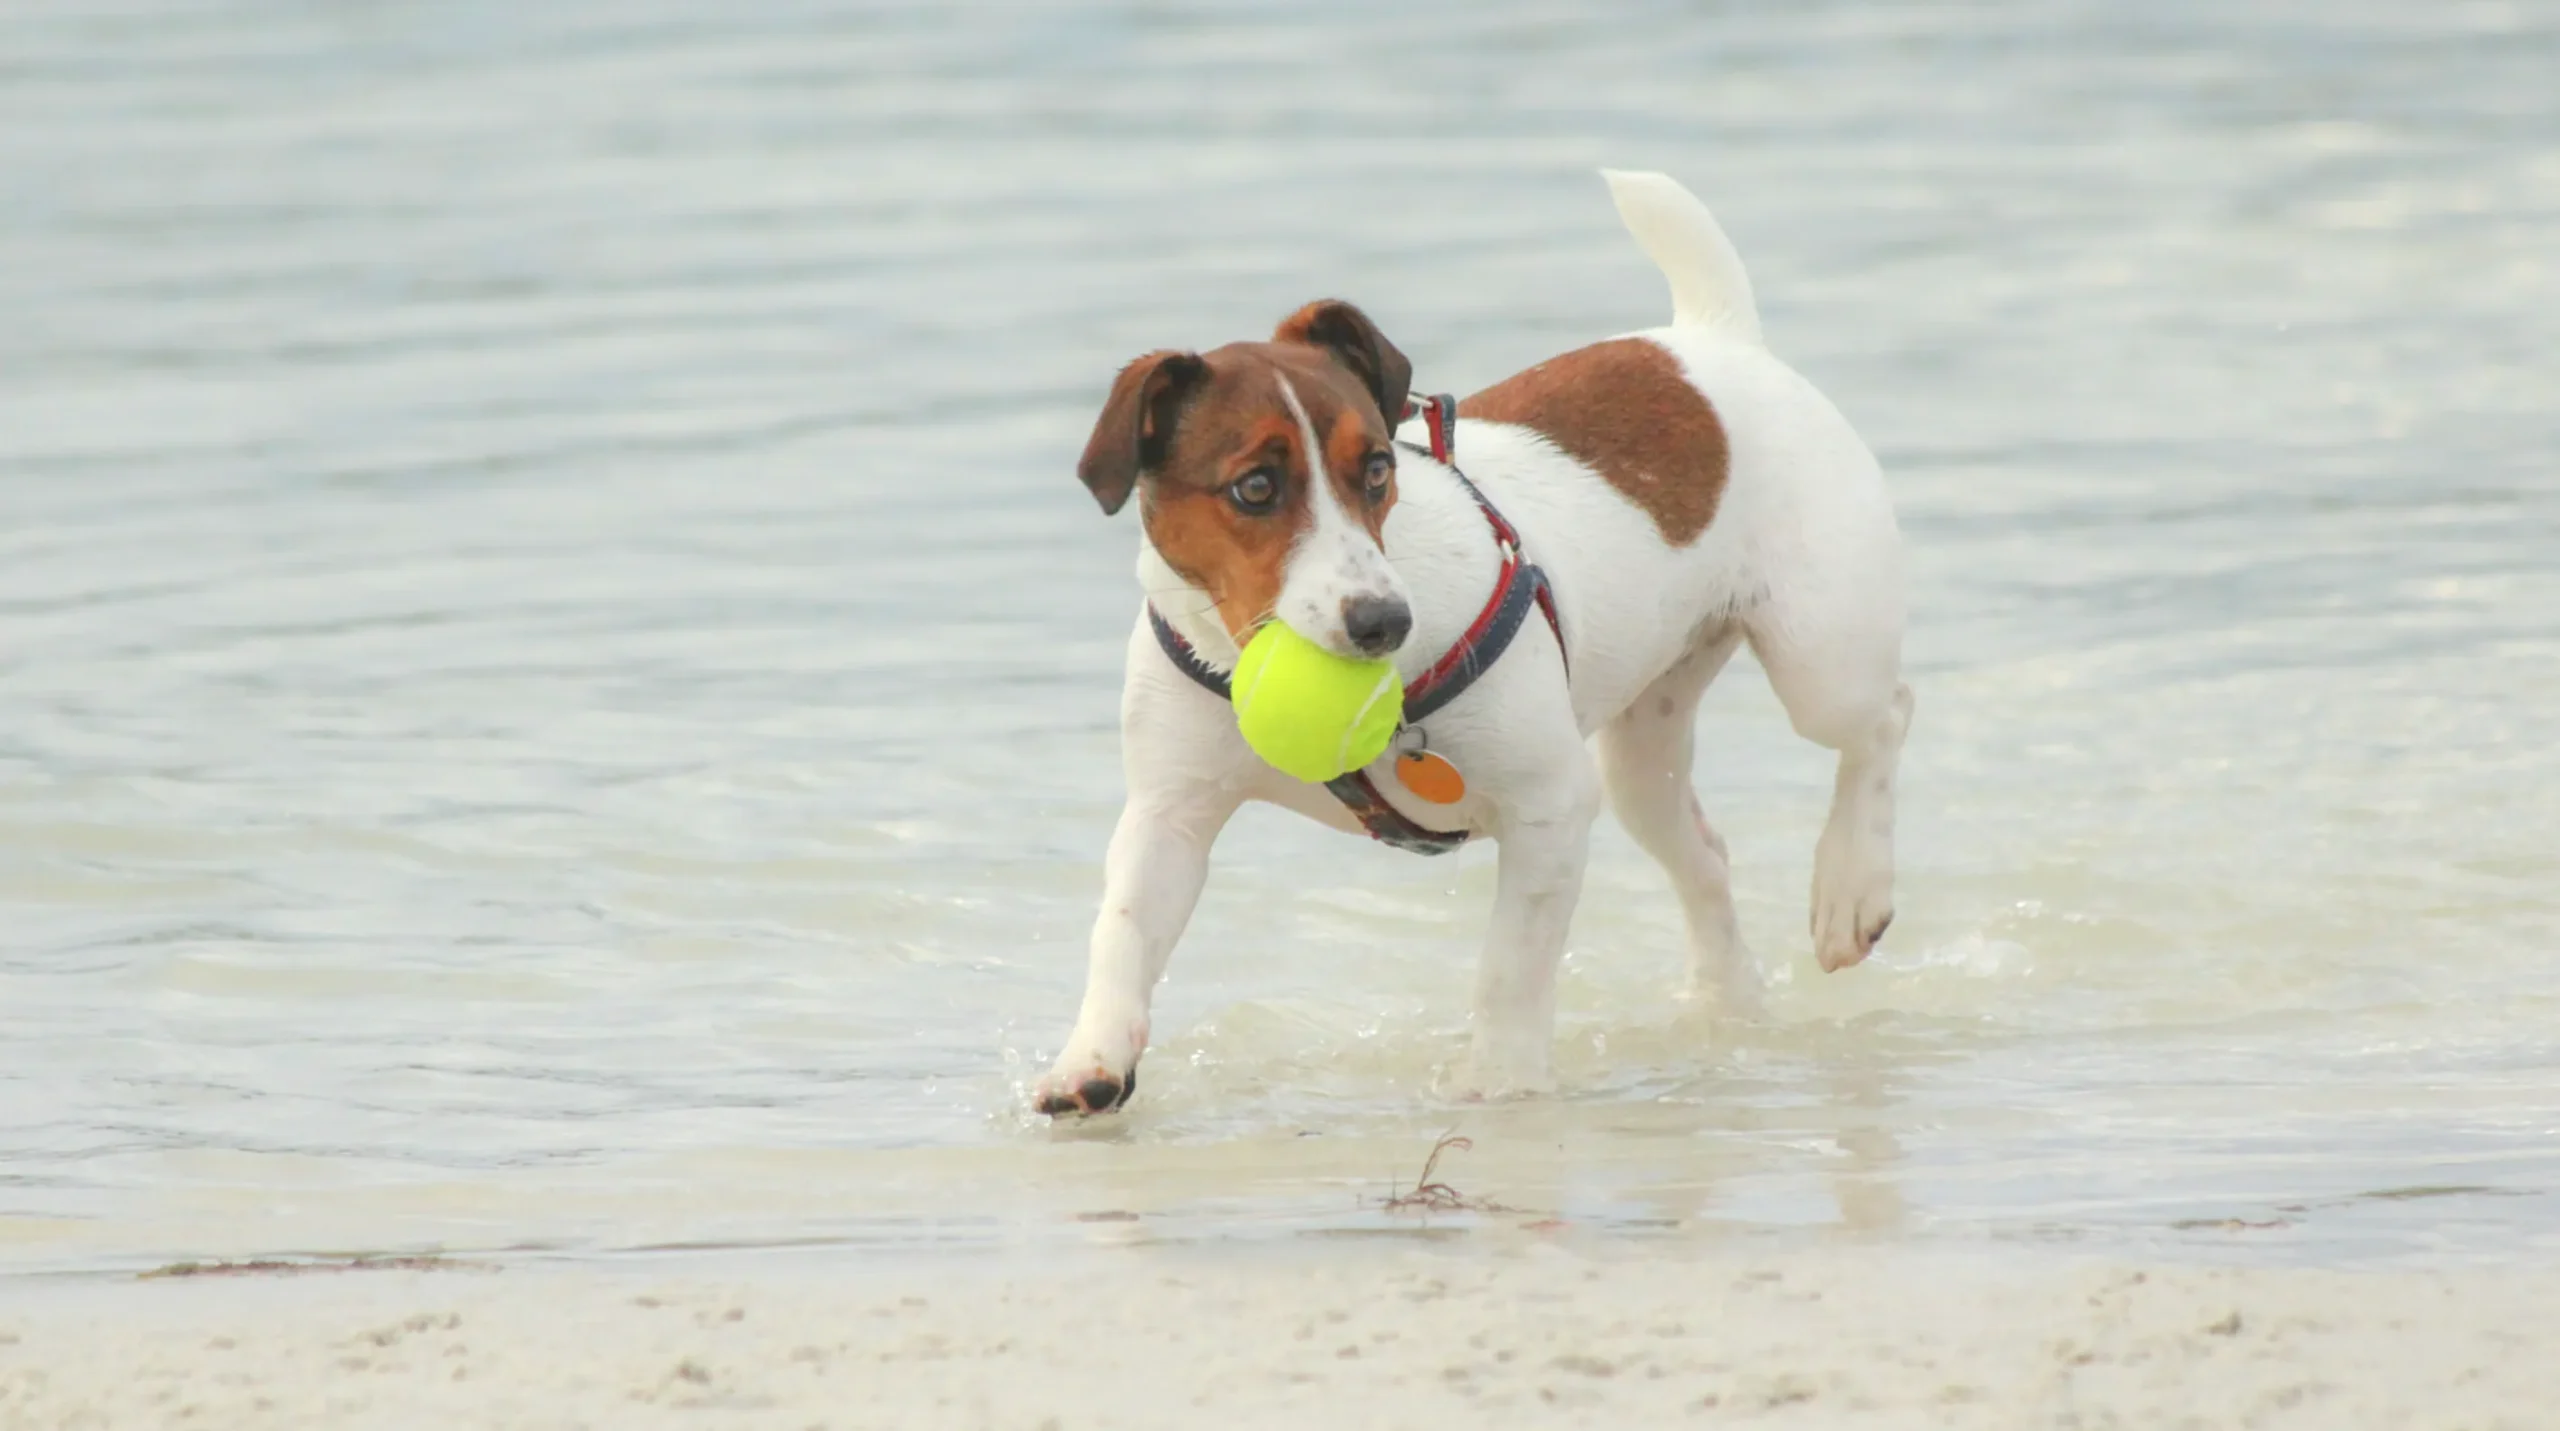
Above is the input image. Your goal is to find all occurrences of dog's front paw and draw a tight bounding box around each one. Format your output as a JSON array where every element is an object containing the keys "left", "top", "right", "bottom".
[
  {"left": 1034, "top": 1016, "right": 1148, "bottom": 1117},
  {"left": 1456, "top": 1036, "right": 1555, "bottom": 1102},
  {"left": 1033, "top": 1059, "right": 1139, "bottom": 1117},
  {"left": 1680, "top": 963, "right": 1769, "bottom": 1021}
]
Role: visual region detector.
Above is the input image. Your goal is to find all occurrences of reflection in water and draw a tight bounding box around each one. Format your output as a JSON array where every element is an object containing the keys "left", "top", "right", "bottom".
[{"left": 1824, "top": 1062, "right": 1913, "bottom": 1238}]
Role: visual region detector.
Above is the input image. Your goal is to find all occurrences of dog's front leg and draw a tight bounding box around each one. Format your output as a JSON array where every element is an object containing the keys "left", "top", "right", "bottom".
[
  {"left": 1467, "top": 766, "right": 1602, "bottom": 1097},
  {"left": 1034, "top": 791, "right": 1234, "bottom": 1116}
]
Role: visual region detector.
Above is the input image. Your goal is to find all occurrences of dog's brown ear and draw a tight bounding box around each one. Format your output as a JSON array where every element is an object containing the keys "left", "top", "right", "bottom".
[
  {"left": 1078, "top": 350, "right": 1208, "bottom": 515},
  {"left": 1274, "top": 300, "right": 1412, "bottom": 427}
]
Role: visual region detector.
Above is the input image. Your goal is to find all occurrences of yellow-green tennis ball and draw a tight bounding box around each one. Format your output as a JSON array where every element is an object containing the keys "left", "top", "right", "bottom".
[{"left": 1231, "top": 621, "right": 1404, "bottom": 783}]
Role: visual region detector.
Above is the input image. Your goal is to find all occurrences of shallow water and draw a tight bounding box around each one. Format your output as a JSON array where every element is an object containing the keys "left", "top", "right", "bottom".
[{"left": 4, "top": 0, "right": 2557, "bottom": 1276}]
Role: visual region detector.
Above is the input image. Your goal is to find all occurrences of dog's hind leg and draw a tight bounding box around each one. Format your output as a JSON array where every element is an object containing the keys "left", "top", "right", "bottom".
[
  {"left": 1597, "top": 628, "right": 1763, "bottom": 1014},
  {"left": 1749, "top": 607, "right": 1913, "bottom": 973}
]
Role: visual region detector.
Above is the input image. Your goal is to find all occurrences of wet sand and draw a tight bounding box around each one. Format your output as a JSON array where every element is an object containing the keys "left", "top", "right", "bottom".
[{"left": 4, "top": 1244, "right": 2551, "bottom": 1429}]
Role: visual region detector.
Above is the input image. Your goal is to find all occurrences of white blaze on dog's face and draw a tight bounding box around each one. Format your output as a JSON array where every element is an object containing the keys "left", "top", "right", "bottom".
[
  {"left": 1268, "top": 370, "right": 1411, "bottom": 655},
  {"left": 1075, "top": 301, "right": 1417, "bottom": 659}
]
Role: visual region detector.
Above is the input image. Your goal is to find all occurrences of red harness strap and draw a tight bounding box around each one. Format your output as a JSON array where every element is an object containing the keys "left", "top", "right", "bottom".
[{"left": 1400, "top": 399, "right": 1566, "bottom": 697}]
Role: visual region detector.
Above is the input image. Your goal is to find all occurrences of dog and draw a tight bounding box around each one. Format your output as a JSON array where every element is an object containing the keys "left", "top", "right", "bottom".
[{"left": 1035, "top": 170, "right": 1911, "bottom": 1116}]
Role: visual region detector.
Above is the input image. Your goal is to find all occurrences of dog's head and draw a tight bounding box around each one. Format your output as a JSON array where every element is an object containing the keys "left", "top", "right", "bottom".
[{"left": 1078, "top": 301, "right": 1415, "bottom": 659}]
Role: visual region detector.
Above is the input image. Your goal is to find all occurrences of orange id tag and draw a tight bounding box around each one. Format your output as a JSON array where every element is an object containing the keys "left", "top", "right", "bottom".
[{"left": 1395, "top": 750, "right": 1467, "bottom": 805}]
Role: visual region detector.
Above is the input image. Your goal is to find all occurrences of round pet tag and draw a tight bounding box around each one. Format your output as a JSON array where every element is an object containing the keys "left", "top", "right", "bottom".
[{"left": 1395, "top": 750, "right": 1467, "bottom": 805}]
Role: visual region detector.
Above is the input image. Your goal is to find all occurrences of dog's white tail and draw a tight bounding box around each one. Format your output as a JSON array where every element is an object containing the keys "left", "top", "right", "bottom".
[{"left": 1602, "top": 169, "right": 1763, "bottom": 345}]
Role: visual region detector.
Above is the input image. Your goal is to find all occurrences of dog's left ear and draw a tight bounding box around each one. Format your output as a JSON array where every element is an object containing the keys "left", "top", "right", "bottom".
[{"left": 1274, "top": 300, "right": 1412, "bottom": 427}]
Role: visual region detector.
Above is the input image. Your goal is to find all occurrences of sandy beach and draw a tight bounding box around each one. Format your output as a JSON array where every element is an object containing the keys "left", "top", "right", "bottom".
[{"left": 4, "top": 1243, "right": 2552, "bottom": 1429}]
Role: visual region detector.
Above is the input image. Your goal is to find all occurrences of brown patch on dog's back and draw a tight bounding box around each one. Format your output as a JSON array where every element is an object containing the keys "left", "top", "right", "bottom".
[{"left": 1459, "top": 338, "right": 1729, "bottom": 544}]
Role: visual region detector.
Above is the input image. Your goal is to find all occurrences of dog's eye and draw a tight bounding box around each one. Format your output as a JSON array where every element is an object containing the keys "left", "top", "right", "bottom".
[
  {"left": 1362, "top": 452, "right": 1395, "bottom": 500},
  {"left": 1229, "top": 467, "right": 1280, "bottom": 514}
]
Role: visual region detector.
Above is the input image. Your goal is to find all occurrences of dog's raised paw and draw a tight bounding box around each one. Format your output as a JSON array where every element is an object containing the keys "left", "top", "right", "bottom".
[
  {"left": 1034, "top": 1065, "right": 1137, "bottom": 1118},
  {"left": 1813, "top": 892, "right": 1893, "bottom": 972}
]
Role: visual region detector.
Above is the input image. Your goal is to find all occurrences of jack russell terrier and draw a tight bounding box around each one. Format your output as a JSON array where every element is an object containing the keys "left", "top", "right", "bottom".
[{"left": 1036, "top": 170, "right": 1911, "bottom": 1116}]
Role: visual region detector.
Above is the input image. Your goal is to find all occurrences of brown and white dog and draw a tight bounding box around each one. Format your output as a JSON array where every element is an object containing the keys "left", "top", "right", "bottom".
[{"left": 1037, "top": 171, "right": 1911, "bottom": 1115}]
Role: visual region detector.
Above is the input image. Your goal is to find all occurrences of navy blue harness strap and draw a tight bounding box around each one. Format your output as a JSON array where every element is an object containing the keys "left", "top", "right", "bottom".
[
  {"left": 1148, "top": 604, "right": 1232, "bottom": 700},
  {"left": 1320, "top": 769, "right": 1466, "bottom": 854},
  {"left": 1398, "top": 534, "right": 1550, "bottom": 728},
  {"left": 1144, "top": 393, "right": 1566, "bottom": 856}
]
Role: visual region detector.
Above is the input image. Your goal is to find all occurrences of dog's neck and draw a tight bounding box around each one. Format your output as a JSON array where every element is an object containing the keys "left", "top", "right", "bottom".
[{"left": 1135, "top": 539, "right": 1241, "bottom": 671}]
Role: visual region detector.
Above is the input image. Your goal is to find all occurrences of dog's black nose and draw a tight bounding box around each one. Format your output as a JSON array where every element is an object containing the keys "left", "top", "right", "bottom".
[{"left": 1342, "top": 595, "right": 1412, "bottom": 656}]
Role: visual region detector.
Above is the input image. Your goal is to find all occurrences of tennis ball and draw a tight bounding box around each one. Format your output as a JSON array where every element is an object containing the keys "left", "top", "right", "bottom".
[{"left": 1230, "top": 621, "right": 1404, "bottom": 783}]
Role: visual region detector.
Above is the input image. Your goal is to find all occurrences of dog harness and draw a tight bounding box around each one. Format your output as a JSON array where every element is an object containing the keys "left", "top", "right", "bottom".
[{"left": 1147, "top": 394, "right": 1568, "bottom": 855}]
